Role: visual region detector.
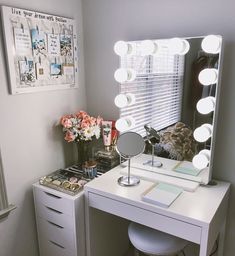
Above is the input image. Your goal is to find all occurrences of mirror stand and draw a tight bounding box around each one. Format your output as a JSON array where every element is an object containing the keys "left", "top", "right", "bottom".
[
  {"left": 143, "top": 144, "right": 162, "bottom": 167},
  {"left": 118, "top": 159, "right": 140, "bottom": 186},
  {"left": 116, "top": 132, "right": 145, "bottom": 187}
]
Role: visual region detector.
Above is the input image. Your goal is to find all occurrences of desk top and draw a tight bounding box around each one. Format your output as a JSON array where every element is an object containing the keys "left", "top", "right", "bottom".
[{"left": 84, "top": 165, "right": 230, "bottom": 227}]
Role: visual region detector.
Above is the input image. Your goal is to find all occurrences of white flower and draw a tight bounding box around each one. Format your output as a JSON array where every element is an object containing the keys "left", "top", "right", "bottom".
[
  {"left": 93, "top": 125, "right": 101, "bottom": 139},
  {"left": 83, "top": 127, "right": 94, "bottom": 140}
]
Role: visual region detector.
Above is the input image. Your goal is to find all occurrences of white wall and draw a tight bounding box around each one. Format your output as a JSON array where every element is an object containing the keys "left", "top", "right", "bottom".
[
  {"left": 0, "top": 0, "right": 86, "bottom": 256},
  {"left": 82, "top": 0, "right": 235, "bottom": 255}
]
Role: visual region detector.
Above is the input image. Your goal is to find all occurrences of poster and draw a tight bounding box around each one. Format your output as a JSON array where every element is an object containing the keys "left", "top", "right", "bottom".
[{"left": 1, "top": 6, "right": 78, "bottom": 94}]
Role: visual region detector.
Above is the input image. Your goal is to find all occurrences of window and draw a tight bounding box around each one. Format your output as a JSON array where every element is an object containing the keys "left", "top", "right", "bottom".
[{"left": 118, "top": 40, "right": 185, "bottom": 136}]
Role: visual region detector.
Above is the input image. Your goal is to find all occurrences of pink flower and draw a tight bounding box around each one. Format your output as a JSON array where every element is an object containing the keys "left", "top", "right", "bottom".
[
  {"left": 96, "top": 116, "right": 103, "bottom": 125},
  {"left": 75, "top": 110, "right": 88, "bottom": 119},
  {"left": 90, "top": 117, "right": 96, "bottom": 126},
  {"left": 60, "top": 115, "right": 73, "bottom": 128},
  {"left": 81, "top": 120, "right": 90, "bottom": 129},
  {"left": 64, "top": 131, "right": 75, "bottom": 142},
  {"left": 61, "top": 118, "right": 72, "bottom": 128}
]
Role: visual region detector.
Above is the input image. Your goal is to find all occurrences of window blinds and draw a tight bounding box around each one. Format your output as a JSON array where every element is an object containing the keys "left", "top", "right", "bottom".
[{"left": 118, "top": 40, "right": 185, "bottom": 136}]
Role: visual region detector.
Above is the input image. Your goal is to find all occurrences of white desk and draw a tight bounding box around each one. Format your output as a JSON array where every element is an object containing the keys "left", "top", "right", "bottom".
[{"left": 84, "top": 166, "right": 230, "bottom": 256}]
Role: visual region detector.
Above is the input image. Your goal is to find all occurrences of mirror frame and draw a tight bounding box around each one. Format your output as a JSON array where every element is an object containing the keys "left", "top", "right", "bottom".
[{"left": 113, "top": 35, "right": 224, "bottom": 185}]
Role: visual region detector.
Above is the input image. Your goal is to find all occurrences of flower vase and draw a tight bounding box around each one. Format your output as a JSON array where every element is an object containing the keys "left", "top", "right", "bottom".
[{"left": 76, "top": 141, "right": 90, "bottom": 169}]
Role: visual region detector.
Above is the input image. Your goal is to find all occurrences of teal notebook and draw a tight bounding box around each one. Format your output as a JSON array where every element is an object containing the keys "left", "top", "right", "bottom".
[{"left": 142, "top": 183, "right": 183, "bottom": 208}]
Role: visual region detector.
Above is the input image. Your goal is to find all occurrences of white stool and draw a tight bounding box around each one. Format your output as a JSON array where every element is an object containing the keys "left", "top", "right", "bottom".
[{"left": 128, "top": 222, "right": 188, "bottom": 256}]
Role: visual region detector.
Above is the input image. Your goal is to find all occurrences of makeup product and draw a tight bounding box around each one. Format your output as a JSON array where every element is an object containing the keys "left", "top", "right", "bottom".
[
  {"left": 83, "top": 161, "right": 97, "bottom": 178},
  {"left": 69, "top": 177, "right": 78, "bottom": 183},
  {"left": 102, "top": 121, "right": 113, "bottom": 151}
]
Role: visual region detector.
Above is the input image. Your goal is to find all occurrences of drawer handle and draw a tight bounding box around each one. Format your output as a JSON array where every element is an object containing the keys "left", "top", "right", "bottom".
[
  {"left": 49, "top": 240, "right": 65, "bottom": 249},
  {"left": 45, "top": 206, "right": 63, "bottom": 214},
  {"left": 47, "top": 220, "right": 64, "bottom": 229},
  {"left": 44, "top": 191, "right": 62, "bottom": 199}
]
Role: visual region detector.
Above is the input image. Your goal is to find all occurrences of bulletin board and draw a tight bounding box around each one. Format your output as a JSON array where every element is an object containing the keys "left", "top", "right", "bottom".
[{"left": 1, "top": 6, "right": 79, "bottom": 94}]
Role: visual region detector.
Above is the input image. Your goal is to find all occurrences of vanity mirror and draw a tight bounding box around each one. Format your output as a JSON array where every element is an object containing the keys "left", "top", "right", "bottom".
[{"left": 113, "top": 35, "right": 223, "bottom": 184}]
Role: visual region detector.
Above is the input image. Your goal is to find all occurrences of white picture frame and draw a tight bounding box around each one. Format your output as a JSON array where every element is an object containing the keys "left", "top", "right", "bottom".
[{"left": 1, "top": 6, "right": 79, "bottom": 94}]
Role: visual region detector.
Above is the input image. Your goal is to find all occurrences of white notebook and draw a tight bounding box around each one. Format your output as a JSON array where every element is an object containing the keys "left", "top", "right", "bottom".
[{"left": 142, "top": 183, "right": 183, "bottom": 208}]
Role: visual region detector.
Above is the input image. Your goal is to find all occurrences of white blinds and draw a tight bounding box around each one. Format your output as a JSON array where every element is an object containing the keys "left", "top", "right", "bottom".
[{"left": 118, "top": 40, "right": 185, "bottom": 136}]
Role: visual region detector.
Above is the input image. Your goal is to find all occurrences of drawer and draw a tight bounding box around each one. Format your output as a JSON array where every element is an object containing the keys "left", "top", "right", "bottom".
[
  {"left": 35, "top": 201, "right": 75, "bottom": 230},
  {"left": 88, "top": 192, "right": 202, "bottom": 244},
  {"left": 39, "top": 235, "right": 77, "bottom": 256},
  {"left": 37, "top": 216, "right": 76, "bottom": 252},
  {"left": 34, "top": 186, "right": 73, "bottom": 216}
]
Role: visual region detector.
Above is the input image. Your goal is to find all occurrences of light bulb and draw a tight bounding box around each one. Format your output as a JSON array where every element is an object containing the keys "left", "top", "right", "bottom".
[
  {"left": 114, "top": 68, "right": 136, "bottom": 83},
  {"left": 192, "top": 149, "right": 211, "bottom": 170},
  {"left": 196, "top": 96, "right": 216, "bottom": 115},
  {"left": 114, "top": 41, "right": 134, "bottom": 56},
  {"left": 198, "top": 68, "right": 218, "bottom": 86},
  {"left": 169, "top": 38, "right": 190, "bottom": 55},
  {"left": 115, "top": 116, "right": 135, "bottom": 132},
  {"left": 201, "top": 35, "right": 222, "bottom": 54},
  {"left": 114, "top": 93, "right": 135, "bottom": 108},
  {"left": 140, "top": 40, "right": 159, "bottom": 55},
  {"left": 193, "top": 124, "right": 213, "bottom": 143}
]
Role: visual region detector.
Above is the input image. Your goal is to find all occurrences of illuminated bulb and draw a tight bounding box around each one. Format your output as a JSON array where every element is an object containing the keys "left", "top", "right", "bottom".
[
  {"left": 169, "top": 38, "right": 190, "bottom": 55},
  {"left": 192, "top": 149, "right": 211, "bottom": 170},
  {"left": 196, "top": 96, "right": 215, "bottom": 115},
  {"left": 114, "top": 68, "right": 136, "bottom": 83},
  {"left": 115, "top": 116, "right": 135, "bottom": 132},
  {"left": 114, "top": 93, "right": 135, "bottom": 108},
  {"left": 140, "top": 40, "right": 159, "bottom": 55},
  {"left": 201, "top": 35, "right": 222, "bottom": 54},
  {"left": 198, "top": 68, "right": 218, "bottom": 86},
  {"left": 114, "top": 41, "right": 134, "bottom": 56},
  {"left": 193, "top": 124, "right": 213, "bottom": 143}
]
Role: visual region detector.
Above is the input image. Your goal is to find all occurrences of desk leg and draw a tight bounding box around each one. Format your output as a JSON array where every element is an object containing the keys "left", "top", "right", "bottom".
[{"left": 199, "top": 228, "right": 209, "bottom": 256}]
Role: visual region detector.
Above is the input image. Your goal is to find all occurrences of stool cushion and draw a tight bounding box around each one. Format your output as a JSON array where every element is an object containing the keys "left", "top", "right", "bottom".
[{"left": 128, "top": 222, "right": 188, "bottom": 256}]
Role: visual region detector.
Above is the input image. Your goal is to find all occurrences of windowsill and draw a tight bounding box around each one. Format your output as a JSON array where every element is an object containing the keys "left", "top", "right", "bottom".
[{"left": 0, "top": 204, "right": 16, "bottom": 220}]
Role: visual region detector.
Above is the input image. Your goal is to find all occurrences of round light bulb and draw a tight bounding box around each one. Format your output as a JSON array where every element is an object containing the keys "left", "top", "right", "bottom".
[
  {"left": 169, "top": 38, "right": 190, "bottom": 55},
  {"left": 193, "top": 124, "right": 213, "bottom": 143},
  {"left": 201, "top": 35, "right": 222, "bottom": 54},
  {"left": 114, "top": 68, "right": 136, "bottom": 83},
  {"left": 196, "top": 96, "right": 216, "bottom": 115},
  {"left": 198, "top": 68, "right": 218, "bottom": 86},
  {"left": 114, "top": 93, "right": 135, "bottom": 108},
  {"left": 140, "top": 40, "right": 159, "bottom": 55},
  {"left": 114, "top": 41, "right": 134, "bottom": 56},
  {"left": 192, "top": 149, "right": 211, "bottom": 170},
  {"left": 115, "top": 116, "right": 135, "bottom": 132}
]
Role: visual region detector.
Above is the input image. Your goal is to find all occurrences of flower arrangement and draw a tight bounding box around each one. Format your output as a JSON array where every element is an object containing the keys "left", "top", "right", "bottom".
[{"left": 60, "top": 111, "right": 103, "bottom": 142}]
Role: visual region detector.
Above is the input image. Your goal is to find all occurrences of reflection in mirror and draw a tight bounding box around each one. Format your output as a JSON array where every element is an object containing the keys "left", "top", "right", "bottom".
[
  {"left": 116, "top": 132, "right": 145, "bottom": 186},
  {"left": 114, "top": 35, "right": 223, "bottom": 184},
  {"left": 143, "top": 125, "right": 162, "bottom": 167}
]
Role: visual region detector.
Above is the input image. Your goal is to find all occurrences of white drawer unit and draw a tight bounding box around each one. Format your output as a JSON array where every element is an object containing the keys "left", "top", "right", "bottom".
[{"left": 33, "top": 183, "right": 85, "bottom": 256}]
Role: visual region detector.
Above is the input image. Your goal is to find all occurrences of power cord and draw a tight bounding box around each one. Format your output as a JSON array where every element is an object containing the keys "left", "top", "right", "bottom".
[{"left": 209, "top": 240, "right": 218, "bottom": 256}]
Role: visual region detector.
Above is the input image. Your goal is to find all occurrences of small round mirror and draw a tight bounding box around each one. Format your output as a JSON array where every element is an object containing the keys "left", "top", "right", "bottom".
[
  {"left": 116, "top": 132, "right": 145, "bottom": 186},
  {"left": 116, "top": 132, "right": 145, "bottom": 159}
]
